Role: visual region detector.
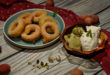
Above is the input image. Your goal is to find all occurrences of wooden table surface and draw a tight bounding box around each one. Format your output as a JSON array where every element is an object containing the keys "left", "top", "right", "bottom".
[{"left": 0, "top": 0, "right": 110, "bottom": 75}]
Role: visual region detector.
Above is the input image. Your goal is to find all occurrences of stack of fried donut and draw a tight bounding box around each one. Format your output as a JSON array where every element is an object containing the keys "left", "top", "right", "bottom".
[{"left": 8, "top": 10, "right": 60, "bottom": 43}]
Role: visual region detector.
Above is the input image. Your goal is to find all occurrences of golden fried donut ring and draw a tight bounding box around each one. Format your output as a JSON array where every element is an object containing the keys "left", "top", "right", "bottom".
[
  {"left": 39, "top": 16, "right": 56, "bottom": 26},
  {"left": 8, "top": 19, "right": 25, "bottom": 37},
  {"left": 18, "top": 13, "right": 33, "bottom": 25},
  {"left": 39, "top": 16, "right": 57, "bottom": 33},
  {"left": 32, "top": 10, "right": 47, "bottom": 23},
  {"left": 21, "top": 24, "right": 41, "bottom": 42},
  {"left": 41, "top": 22, "right": 60, "bottom": 43}
]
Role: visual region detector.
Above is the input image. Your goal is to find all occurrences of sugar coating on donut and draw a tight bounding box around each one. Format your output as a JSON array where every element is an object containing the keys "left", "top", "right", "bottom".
[
  {"left": 32, "top": 10, "right": 47, "bottom": 23},
  {"left": 41, "top": 22, "right": 60, "bottom": 43},
  {"left": 21, "top": 24, "right": 41, "bottom": 42},
  {"left": 18, "top": 13, "right": 33, "bottom": 25},
  {"left": 8, "top": 19, "right": 25, "bottom": 37}
]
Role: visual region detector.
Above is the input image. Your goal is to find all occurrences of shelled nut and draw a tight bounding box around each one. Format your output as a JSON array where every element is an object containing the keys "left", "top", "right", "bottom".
[
  {"left": 48, "top": 57, "right": 54, "bottom": 63},
  {"left": 56, "top": 55, "right": 61, "bottom": 62}
]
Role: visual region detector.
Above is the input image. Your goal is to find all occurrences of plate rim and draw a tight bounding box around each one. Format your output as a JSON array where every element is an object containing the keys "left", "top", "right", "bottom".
[{"left": 3, "top": 9, "right": 65, "bottom": 49}]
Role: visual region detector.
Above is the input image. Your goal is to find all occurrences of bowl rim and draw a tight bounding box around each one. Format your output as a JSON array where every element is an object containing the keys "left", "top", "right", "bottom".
[
  {"left": 60, "top": 23, "right": 108, "bottom": 55},
  {"left": 3, "top": 9, "right": 65, "bottom": 49}
]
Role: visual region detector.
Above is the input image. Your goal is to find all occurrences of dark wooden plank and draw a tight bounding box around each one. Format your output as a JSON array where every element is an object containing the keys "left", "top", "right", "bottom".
[
  {"left": 28, "top": 0, "right": 46, "bottom": 4},
  {"left": 55, "top": 0, "right": 81, "bottom": 7},
  {"left": 97, "top": 7, "right": 110, "bottom": 32},
  {"left": 0, "top": 43, "right": 68, "bottom": 75},
  {"left": 0, "top": 27, "right": 22, "bottom": 60},
  {"left": 62, "top": 0, "right": 110, "bottom": 15}
]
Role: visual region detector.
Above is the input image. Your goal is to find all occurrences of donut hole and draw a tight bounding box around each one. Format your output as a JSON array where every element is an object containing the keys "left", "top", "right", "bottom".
[
  {"left": 27, "top": 30, "right": 35, "bottom": 35},
  {"left": 22, "top": 16, "right": 27, "bottom": 19},
  {"left": 22, "top": 15, "right": 30, "bottom": 19},
  {"left": 46, "top": 26, "right": 54, "bottom": 34},
  {"left": 35, "top": 14, "right": 40, "bottom": 17},
  {"left": 12, "top": 22, "right": 18, "bottom": 30},
  {"left": 15, "top": 22, "right": 18, "bottom": 26}
]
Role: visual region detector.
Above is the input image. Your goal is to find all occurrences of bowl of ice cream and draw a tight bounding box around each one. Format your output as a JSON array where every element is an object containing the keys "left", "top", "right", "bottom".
[{"left": 60, "top": 23, "right": 108, "bottom": 58}]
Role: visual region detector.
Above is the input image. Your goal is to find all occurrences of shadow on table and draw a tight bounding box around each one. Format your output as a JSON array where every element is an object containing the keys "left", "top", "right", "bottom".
[{"left": 4, "top": 36, "right": 61, "bottom": 53}]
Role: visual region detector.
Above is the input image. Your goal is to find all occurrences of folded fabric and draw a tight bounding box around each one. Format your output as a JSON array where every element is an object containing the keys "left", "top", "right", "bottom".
[
  {"left": 0, "top": 1, "right": 84, "bottom": 26},
  {"left": 101, "top": 56, "right": 110, "bottom": 75},
  {"left": 0, "top": 0, "right": 26, "bottom": 6},
  {"left": 101, "top": 32, "right": 110, "bottom": 75},
  {"left": 93, "top": 29, "right": 110, "bottom": 62},
  {"left": 93, "top": 29, "right": 110, "bottom": 75}
]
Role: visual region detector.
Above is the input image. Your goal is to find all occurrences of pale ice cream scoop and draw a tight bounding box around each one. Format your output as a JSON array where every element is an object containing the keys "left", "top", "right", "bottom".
[
  {"left": 80, "top": 26, "right": 101, "bottom": 51},
  {"left": 86, "top": 26, "right": 101, "bottom": 38}
]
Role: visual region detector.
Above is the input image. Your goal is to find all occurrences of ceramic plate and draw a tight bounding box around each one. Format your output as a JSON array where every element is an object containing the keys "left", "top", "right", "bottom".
[{"left": 3, "top": 9, "right": 65, "bottom": 49}]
